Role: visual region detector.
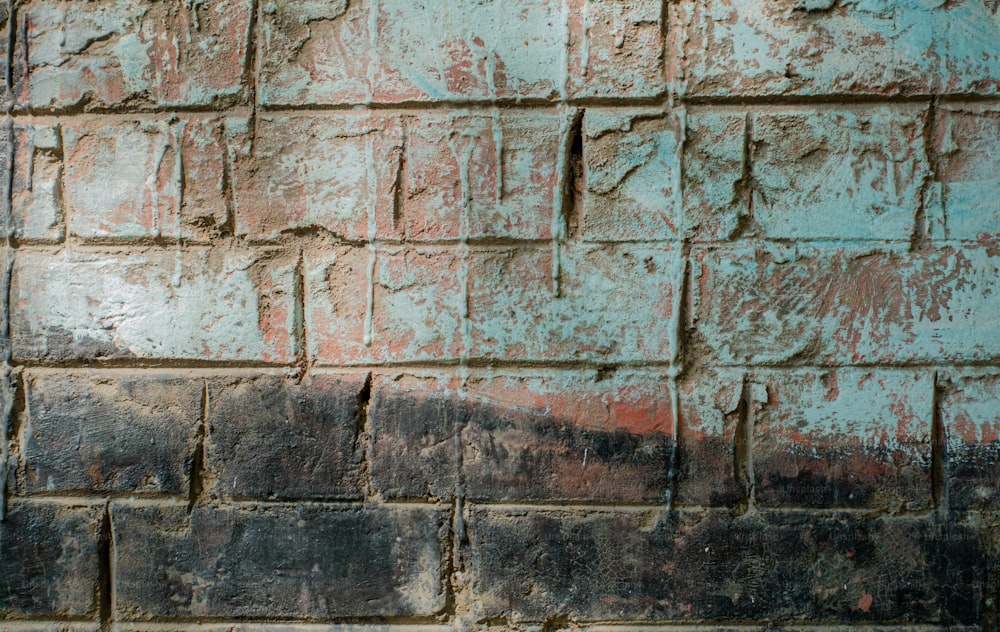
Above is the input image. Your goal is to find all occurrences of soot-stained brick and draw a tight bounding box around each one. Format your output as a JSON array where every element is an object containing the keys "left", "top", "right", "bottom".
[
  {"left": 752, "top": 369, "right": 933, "bottom": 509},
  {"left": 675, "top": 367, "right": 745, "bottom": 506},
  {"left": 468, "top": 508, "right": 984, "bottom": 623},
  {"left": 20, "top": 372, "right": 202, "bottom": 494},
  {"left": 112, "top": 503, "right": 448, "bottom": 619},
  {"left": 939, "top": 370, "right": 1000, "bottom": 510},
  {"left": 207, "top": 373, "right": 366, "bottom": 500},
  {"left": 0, "top": 501, "right": 102, "bottom": 617},
  {"left": 462, "top": 370, "right": 673, "bottom": 502},
  {"left": 369, "top": 371, "right": 464, "bottom": 500}
]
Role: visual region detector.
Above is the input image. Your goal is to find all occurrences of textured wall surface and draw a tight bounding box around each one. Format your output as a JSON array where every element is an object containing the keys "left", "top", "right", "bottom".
[{"left": 1, "top": 0, "right": 1000, "bottom": 630}]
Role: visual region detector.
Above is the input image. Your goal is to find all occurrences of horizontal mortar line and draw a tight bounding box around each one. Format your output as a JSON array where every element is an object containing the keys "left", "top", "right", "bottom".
[
  {"left": 565, "top": 621, "right": 978, "bottom": 629},
  {"left": 109, "top": 498, "right": 447, "bottom": 510},
  {"left": 702, "top": 360, "right": 1000, "bottom": 371},
  {"left": 0, "top": 617, "right": 102, "bottom": 626},
  {"left": 9, "top": 359, "right": 677, "bottom": 371},
  {"left": 459, "top": 498, "right": 670, "bottom": 508},
  {"left": 10, "top": 359, "right": 301, "bottom": 370},
  {"left": 9, "top": 490, "right": 188, "bottom": 501},
  {"left": 7, "top": 106, "right": 255, "bottom": 125},
  {"left": 10, "top": 92, "right": 1000, "bottom": 122},
  {"left": 469, "top": 502, "right": 944, "bottom": 517}
]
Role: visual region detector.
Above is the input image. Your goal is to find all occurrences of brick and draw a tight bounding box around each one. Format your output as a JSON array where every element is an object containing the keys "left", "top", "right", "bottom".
[
  {"left": 469, "top": 243, "right": 681, "bottom": 362},
  {"left": 226, "top": 114, "right": 402, "bottom": 242},
  {"left": 675, "top": 367, "right": 745, "bottom": 505},
  {"left": 468, "top": 508, "right": 983, "bottom": 622},
  {"left": 116, "top": 627, "right": 451, "bottom": 632},
  {"left": 0, "top": 501, "right": 102, "bottom": 617},
  {"left": 306, "top": 246, "right": 464, "bottom": 365},
  {"left": 369, "top": 371, "right": 463, "bottom": 500},
  {"left": 750, "top": 106, "right": 929, "bottom": 240},
  {"left": 581, "top": 109, "right": 682, "bottom": 241},
  {"left": 400, "top": 111, "right": 563, "bottom": 241},
  {"left": 682, "top": 109, "right": 748, "bottom": 241},
  {"left": 21, "top": 372, "right": 202, "bottom": 494},
  {"left": 692, "top": 243, "right": 1000, "bottom": 365},
  {"left": 675, "top": 0, "right": 1000, "bottom": 97},
  {"left": 463, "top": 369, "right": 673, "bottom": 502},
  {"left": 939, "top": 371, "right": 1000, "bottom": 510},
  {"left": 11, "top": 249, "right": 295, "bottom": 362},
  {"left": 15, "top": 0, "right": 251, "bottom": 111},
  {"left": 259, "top": 0, "right": 567, "bottom": 105},
  {"left": 12, "top": 122, "right": 64, "bottom": 242},
  {"left": 752, "top": 369, "right": 933, "bottom": 508},
  {"left": 934, "top": 104, "right": 1000, "bottom": 240},
  {"left": 207, "top": 373, "right": 366, "bottom": 500},
  {"left": 566, "top": 0, "right": 667, "bottom": 99},
  {"left": 112, "top": 503, "right": 447, "bottom": 619},
  {"left": 63, "top": 119, "right": 227, "bottom": 242}
]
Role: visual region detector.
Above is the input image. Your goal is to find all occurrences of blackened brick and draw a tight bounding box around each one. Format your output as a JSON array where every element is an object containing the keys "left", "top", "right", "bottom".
[
  {"left": 369, "top": 371, "right": 463, "bottom": 500},
  {"left": 468, "top": 508, "right": 984, "bottom": 623},
  {"left": 21, "top": 372, "right": 202, "bottom": 494},
  {"left": 207, "top": 373, "right": 366, "bottom": 500},
  {"left": 0, "top": 501, "right": 102, "bottom": 617},
  {"left": 940, "top": 371, "right": 1000, "bottom": 510},
  {"left": 462, "top": 369, "right": 673, "bottom": 502},
  {"left": 112, "top": 503, "right": 448, "bottom": 619}
]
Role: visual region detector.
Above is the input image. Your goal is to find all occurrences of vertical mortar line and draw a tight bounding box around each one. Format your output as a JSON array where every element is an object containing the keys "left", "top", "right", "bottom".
[
  {"left": 97, "top": 501, "right": 113, "bottom": 631},
  {"left": 293, "top": 247, "right": 309, "bottom": 377},
  {"left": 733, "top": 373, "right": 755, "bottom": 513},
  {"left": 187, "top": 379, "right": 209, "bottom": 514},
  {"left": 5, "top": 0, "right": 14, "bottom": 106},
  {"left": 931, "top": 370, "right": 948, "bottom": 515},
  {"left": 664, "top": 107, "right": 687, "bottom": 513},
  {"left": 354, "top": 371, "right": 373, "bottom": 501},
  {"left": 916, "top": 96, "right": 940, "bottom": 246},
  {"left": 551, "top": 108, "right": 579, "bottom": 297},
  {"left": 363, "top": 133, "right": 377, "bottom": 348},
  {"left": 172, "top": 121, "right": 185, "bottom": 288}
]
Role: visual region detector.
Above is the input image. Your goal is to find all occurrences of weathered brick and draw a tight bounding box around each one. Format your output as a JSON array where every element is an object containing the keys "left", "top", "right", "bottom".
[
  {"left": 750, "top": 106, "right": 929, "bottom": 240},
  {"left": 752, "top": 369, "right": 933, "bottom": 508},
  {"left": 469, "top": 243, "right": 681, "bottom": 363},
  {"left": 581, "top": 109, "right": 682, "bottom": 241},
  {"left": 207, "top": 373, "right": 366, "bottom": 500},
  {"left": 0, "top": 501, "right": 102, "bottom": 617},
  {"left": 21, "top": 372, "right": 202, "bottom": 494},
  {"left": 566, "top": 0, "right": 667, "bottom": 99},
  {"left": 400, "top": 111, "right": 563, "bottom": 241},
  {"left": 306, "top": 246, "right": 464, "bottom": 365},
  {"left": 934, "top": 104, "right": 1000, "bottom": 241},
  {"left": 112, "top": 503, "right": 447, "bottom": 619},
  {"left": 939, "top": 370, "right": 1000, "bottom": 510},
  {"left": 15, "top": 0, "right": 251, "bottom": 111},
  {"left": 692, "top": 243, "right": 1000, "bottom": 365},
  {"left": 369, "top": 371, "right": 463, "bottom": 500},
  {"left": 463, "top": 369, "right": 673, "bottom": 502},
  {"left": 11, "top": 249, "right": 295, "bottom": 362},
  {"left": 468, "top": 508, "right": 983, "bottom": 622},
  {"left": 226, "top": 114, "right": 401, "bottom": 242},
  {"left": 675, "top": 367, "right": 745, "bottom": 505},
  {"left": 116, "top": 626, "right": 451, "bottom": 632},
  {"left": 682, "top": 109, "right": 748, "bottom": 241},
  {"left": 63, "top": 118, "right": 227, "bottom": 242},
  {"left": 675, "top": 0, "right": 1000, "bottom": 97},
  {"left": 12, "top": 122, "right": 63, "bottom": 242},
  {"left": 259, "top": 0, "right": 566, "bottom": 105}
]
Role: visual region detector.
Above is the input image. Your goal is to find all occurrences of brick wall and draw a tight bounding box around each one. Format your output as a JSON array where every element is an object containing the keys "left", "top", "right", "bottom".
[{"left": 1, "top": 0, "right": 1000, "bottom": 630}]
